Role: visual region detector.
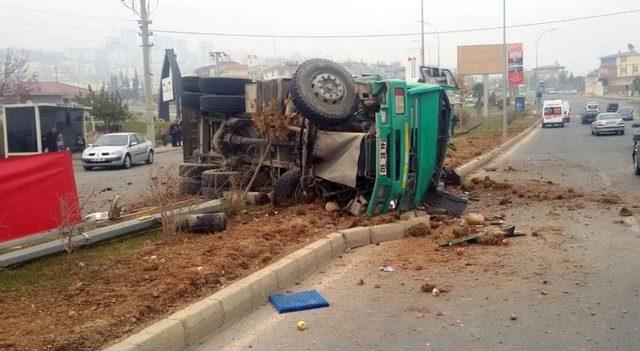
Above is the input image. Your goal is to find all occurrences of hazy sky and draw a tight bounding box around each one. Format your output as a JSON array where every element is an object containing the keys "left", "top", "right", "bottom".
[{"left": 1, "top": 0, "right": 639, "bottom": 75}]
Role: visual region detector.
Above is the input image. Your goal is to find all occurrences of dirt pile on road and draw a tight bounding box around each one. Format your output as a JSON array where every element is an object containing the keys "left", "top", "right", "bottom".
[{"left": 0, "top": 202, "right": 396, "bottom": 351}]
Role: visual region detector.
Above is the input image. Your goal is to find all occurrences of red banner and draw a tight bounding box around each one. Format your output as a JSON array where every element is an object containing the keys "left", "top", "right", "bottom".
[
  {"left": 0, "top": 151, "right": 80, "bottom": 243},
  {"left": 508, "top": 43, "right": 524, "bottom": 86}
]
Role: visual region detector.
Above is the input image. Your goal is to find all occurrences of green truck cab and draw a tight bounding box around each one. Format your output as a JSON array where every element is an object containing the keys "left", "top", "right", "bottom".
[{"left": 357, "top": 75, "right": 456, "bottom": 215}]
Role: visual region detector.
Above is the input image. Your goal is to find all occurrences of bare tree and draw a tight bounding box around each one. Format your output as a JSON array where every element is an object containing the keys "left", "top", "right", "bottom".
[{"left": 0, "top": 48, "right": 37, "bottom": 104}]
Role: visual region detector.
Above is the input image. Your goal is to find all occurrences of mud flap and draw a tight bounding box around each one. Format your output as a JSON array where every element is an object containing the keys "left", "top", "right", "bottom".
[{"left": 422, "top": 189, "right": 468, "bottom": 217}]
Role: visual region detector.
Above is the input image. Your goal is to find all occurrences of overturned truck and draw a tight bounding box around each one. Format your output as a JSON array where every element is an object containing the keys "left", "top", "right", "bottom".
[{"left": 159, "top": 50, "right": 464, "bottom": 216}]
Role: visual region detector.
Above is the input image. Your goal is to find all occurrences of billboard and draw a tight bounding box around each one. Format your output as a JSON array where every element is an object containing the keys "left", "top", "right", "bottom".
[
  {"left": 457, "top": 43, "right": 524, "bottom": 83},
  {"left": 457, "top": 44, "right": 505, "bottom": 75},
  {"left": 508, "top": 43, "right": 524, "bottom": 86}
]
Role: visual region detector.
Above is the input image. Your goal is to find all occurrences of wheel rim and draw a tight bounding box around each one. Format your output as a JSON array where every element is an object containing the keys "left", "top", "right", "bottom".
[
  {"left": 311, "top": 72, "right": 345, "bottom": 104},
  {"left": 149, "top": 152, "right": 154, "bottom": 163},
  {"left": 125, "top": 156, "right": 130, "bottom": 167},
  {"left": 635, "top": 155, "right": 638, "bottom": 170}
]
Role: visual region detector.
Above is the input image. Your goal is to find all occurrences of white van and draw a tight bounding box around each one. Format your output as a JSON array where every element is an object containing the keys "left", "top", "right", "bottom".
[
  {"left": 562, "top": 100, "right": 571, "bottom": 122},
  {"left": 542, "top": 99, "right": 564, "bottom": 128}
]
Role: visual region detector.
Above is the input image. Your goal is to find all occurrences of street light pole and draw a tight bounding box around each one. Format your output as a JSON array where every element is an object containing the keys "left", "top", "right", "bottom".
[
  {"left": 535, "top": 28, "right": 557, "bottom": 69},
  {"left": 417, "top": 19, "right": 440, "bottom": 67},
  {"left": 420, "top": 0, "right": 425, "bottom": 66},
  {"left": 502, "top": 0, "right": 508, "bottom": 138}
]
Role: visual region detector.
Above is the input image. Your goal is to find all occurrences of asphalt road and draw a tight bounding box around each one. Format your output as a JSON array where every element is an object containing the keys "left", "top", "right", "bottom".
[
  {"left": 189, "top": 94, "right": 640, "bottom": 351},
  {"left": 74, "top": 148, "right": 183, "bottom": 214}
]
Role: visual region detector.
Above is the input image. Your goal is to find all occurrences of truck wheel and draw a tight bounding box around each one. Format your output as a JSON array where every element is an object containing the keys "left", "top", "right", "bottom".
[
  {"left": 200, "top": 95, "right": 245, "bottom": 113},
  {"left": 273, "top": 169, "right": 301, "bottom": 206},
  {"left": 181, "top": 92, "right": 204, "bottom": 109},
  {"left": 199, "top": 77, "right": 251, "bottom": 95},
  {"left": 179, "top": 164, "right": 207, "bottom": 180},
  {"left": 635, "top": 153, "right": 640, "bottom": 175},
  {"left": 180, "top": 180, "right": 203, "bottom": 195},
  {"left": 291, "top": 59, "right": 358, "bottom": 127},
  {"left": 181, "top": 76, "right": 201, "bottom": 93}
]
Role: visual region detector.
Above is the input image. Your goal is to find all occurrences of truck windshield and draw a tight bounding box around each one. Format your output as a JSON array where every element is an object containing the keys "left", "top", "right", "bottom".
[
  {"left": 95, "top": 135, "right": 128, "bottom": 146},
  {"left": 544, "top": 107, "right": 562, "bottom": 115},
  {"left": 587, "top": 104, "right": 598, "bottom": 110}
]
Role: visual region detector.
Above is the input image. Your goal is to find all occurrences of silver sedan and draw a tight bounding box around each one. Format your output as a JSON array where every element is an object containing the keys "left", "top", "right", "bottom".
[
  {"left": 81, "top": 133, "right": 154, "bottom": 170},
  {"left": 591, "top": 113, "right": 625, "bottom": 136}
]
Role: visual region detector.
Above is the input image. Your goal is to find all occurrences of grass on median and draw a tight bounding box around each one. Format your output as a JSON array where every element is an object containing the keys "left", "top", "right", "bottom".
[{"left": 0, "top": 229, "right": 162, "bottom": 292}]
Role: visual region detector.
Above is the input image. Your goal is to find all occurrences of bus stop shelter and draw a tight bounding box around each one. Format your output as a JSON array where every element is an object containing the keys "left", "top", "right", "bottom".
[{"left": 1, "top": 103, "right": 89, "bottom": 157}]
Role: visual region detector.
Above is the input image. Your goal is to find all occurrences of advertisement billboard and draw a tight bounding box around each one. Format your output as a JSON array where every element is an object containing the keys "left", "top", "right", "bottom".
[
  {"left": 457, "top": 44, "right": 505, "bottom": 75},
  {"left": 508, "top": 43, "right": 524, "bottom": 86},
  {"left": 457, "top": 43, "right": 524, "bottom": 85}
]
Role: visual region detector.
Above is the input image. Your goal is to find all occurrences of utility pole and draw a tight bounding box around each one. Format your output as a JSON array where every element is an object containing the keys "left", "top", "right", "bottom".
[
  {"left": 502, "top": 0, "right": 508, "bottom": 138},
  {"left": 138, "top": 0, "right": 155, "bottom": 146},
  {"left": 420, "top": 0, "right": 425, "bottom": 66}
]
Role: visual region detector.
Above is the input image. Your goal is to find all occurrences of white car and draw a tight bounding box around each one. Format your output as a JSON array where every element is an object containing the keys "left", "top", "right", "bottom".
[{"left": 82, "top": 133, "right": 154, "bottom": 170}]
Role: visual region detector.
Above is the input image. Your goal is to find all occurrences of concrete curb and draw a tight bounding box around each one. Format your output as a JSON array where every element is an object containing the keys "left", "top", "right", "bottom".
[
  {"left": 455, "top": 119, "right": 541, "bottom": 178},
  {"left": 103, "top": 216, "right": 429, "bottom": 351}
]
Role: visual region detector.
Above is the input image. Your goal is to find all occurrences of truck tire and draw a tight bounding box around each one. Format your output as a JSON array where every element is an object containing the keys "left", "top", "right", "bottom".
[
  {"left": 273, "top": 169, "right": 301, "bottom": 206},
  {"left": 200, "top": 94, "right": 245, "bottom": 113},
  {"left": 180, "top": 180, "right": 203, "bottom": 195},
  {"left": 181, "top": 76, "right": 201, "bottom": 93},
  {"left": 291, "top": 59, "right": 358, "bottom": 127},
  {"left": 181, "top": 92, "right": 203, "bottom": 109},
  {"left": 179, "top": 164, "right": 208, "bottom": 180},
  {"left": 199, "top": 77, "right": 251, "bottom": 95}
]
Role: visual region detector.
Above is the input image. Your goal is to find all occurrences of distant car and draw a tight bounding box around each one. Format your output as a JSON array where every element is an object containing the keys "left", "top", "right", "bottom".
[
  {"left": 591, "top": 113, "right": 625, "bottom": 136},
  {"left": 586, "top": 102, "right": 600, "bottom": 111},
  {"left": 582, "top": 102, "right": 600, "bottom": 124},
  {"left": 617, "top": 107, "right": 634, "bottom": 121},
  {"left": 607, "top": 103, "right": 620, "bottom": 112},
  {"left": 82, "top": 133, "right": 154, "bottom": 170}
]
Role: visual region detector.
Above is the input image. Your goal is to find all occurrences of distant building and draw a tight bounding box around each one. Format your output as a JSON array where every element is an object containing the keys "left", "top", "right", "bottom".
[
  {"left": 598, "top": 46, "right": 640, "bottom": 94},
  {"left": 22, "top": 82, "right": 89, "bottom": 104},
  {"left": 532, "top": 62, "right": 566, "bottom": 88}
]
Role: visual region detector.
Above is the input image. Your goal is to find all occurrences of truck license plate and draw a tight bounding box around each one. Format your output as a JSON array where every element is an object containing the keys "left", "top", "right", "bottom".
[
  {"left": 379, "top": 140, "right": 387, "bottom": 176},
  {"left": 96, "top": 158, "right": 105, "bottom": 162}
]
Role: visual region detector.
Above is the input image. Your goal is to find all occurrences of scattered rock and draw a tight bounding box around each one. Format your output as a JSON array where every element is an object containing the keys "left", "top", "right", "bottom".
[
  {"left": 510, "top": 313, "right": 517, "bottom": 320},
  {"left": 436, "top": 311, "right": 444, "bottom": 316},
  {"left": 324, "top": 202, "right": 340, "bottom": 212},
  {"left": 414, "top": 265, "right": 423, "bottom": 271},
  {"left": 373, "top": 283, "right": 381, "bottom": 289},
  {"left": 356, "top": 278, "right": 364, "bottom": 286},
  {"left": 421, "top": 283, "right": 436, "bottom": 293},
  {"left": 431, "top": 288, "right": 440, "bottom": 296},
  {"left": 540, "top": 290, "right": 548, "bottom": 295},
  {"left": 407, "top": 223, "right": 431, "bottom": 237},
  {"left": 455, "top": 247, "right": 465, "bottom": 256},
  {"left": 464, "top": 213, "right": 485, "bottom": 225},
  {"left": 619, "top": 207, "right": 633, "bottom": 217}
]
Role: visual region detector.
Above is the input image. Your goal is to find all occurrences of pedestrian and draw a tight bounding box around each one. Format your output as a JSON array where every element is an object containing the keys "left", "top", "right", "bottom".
[
  {"left": 75, "top": 133, "right": 86, "bottom": 150},
  {"left": 176, "top": 120, "right": 182, "bottom": 147},
  {"left": 56, "top": 132, "right": 67, "bottom": 151},
  {"left": 169, "top": 120, "right": 178, "bottom": 147},
  {"left": 159, "top": 125, "right": 168, "bottom": 147},
  {"left": 43, "top": 126, "right": 58, "bottom": 152}
]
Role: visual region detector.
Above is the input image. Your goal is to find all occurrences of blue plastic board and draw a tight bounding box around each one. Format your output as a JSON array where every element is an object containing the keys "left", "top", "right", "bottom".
[{"left": 269, "top": 289, "right": 330, "bottom": 313}]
